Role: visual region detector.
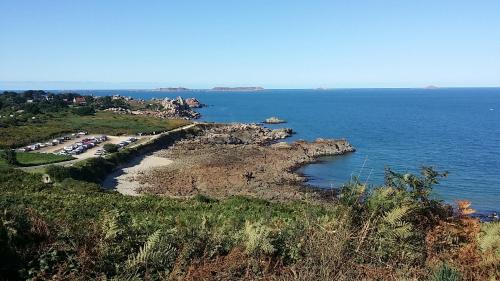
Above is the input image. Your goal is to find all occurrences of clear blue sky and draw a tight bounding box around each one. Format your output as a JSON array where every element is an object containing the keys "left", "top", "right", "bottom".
[{"left": 1, "top": 0, "right": 500, "bottom": 89}]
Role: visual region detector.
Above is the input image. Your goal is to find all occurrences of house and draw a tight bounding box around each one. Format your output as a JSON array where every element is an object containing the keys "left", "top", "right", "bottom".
[{"left": 73, "top": 96, "right": 87, "bottom": 105}]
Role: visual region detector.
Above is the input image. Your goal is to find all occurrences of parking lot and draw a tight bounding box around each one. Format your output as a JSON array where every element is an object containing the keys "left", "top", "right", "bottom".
[{"left": 19, "top": 133, "right": 148, "bottom": 160}]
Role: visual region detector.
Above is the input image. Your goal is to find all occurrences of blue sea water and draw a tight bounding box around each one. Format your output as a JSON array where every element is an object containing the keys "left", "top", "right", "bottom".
[{"left": 84, "top": 88, "right": 499, "bottom": 212}]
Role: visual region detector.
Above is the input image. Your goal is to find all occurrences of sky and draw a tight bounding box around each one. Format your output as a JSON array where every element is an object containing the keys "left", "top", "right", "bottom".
[{"left": 1, "top": 0, "right": 500, "bottom": 90}]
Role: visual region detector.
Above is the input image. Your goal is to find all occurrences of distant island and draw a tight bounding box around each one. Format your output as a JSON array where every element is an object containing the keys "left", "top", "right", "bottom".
[
  {"left": 153, "top": 87, "right": 191, "bottom": 92},
  {"left": 211, "top": 86, "right": 264, "bottom": 92},
  {"left": 425, "top": 85, "right": 439, "bottom": 89}
]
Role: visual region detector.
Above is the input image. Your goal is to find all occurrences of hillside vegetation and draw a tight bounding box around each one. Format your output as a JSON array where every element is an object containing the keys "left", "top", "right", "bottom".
[{"left": 0, "top": 167, "right": 498, "bottom": 280}]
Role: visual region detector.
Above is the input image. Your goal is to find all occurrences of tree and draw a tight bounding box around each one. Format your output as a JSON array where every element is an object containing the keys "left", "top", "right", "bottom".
[{"left": 24, "top": 103, "right": 41, "bottom": 114}]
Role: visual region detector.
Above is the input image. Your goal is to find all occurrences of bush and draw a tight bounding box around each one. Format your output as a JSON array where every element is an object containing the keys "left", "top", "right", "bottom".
[
  {"left": 103, "top": 143, "right": 119, "bottom": 153},
  {"left": 71, "top": 106, "right": 95, "bottom": 116},
  {"left": 429, "top": 264, "right": 461, "bottom": 281},
  {"left": 46, "top": 165, "right": 71, "bottom": 182},
  {"left": 0, "top": 166, "right": 497, "bottom": 280},
  {"left": 1, "top": 150, "right": 18, "bottom": 165}
]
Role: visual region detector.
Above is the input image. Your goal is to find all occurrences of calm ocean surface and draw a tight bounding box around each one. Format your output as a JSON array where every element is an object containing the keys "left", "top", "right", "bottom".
[{"left": 83, "top": 88, "right": 499, "bottom": 212}]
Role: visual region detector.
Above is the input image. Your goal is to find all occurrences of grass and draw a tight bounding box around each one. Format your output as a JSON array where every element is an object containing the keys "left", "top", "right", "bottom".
[
  {"left": 0, "top": 151, "right": 74, "bottom": 167},
  {"left": 15, "top": 152, "right": 75, "bottom": 166},
  {"left": 0, "top": 111, "right": 190, "bottom": 148}
]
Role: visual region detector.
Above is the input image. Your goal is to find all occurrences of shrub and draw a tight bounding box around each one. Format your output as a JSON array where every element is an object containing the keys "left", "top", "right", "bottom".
[
  {"left": 103, "top": 143, "right": 119, "bottom": 153},
  {"left": 71, "top": 106, "right": 95, "bottom": 116},
  {"left": 0, "top": 167, "right": 497, "bottom": 280},
  {"left": 46, "top": 165, "right": 71, "bottom": 182},
  {"left": 428, "top": 264, "right": 461, "bottom": 281},
  {"left": 1, "top": 150, "right": 18, "bottom": 165},
  {"left": 242, "top": 221, "right": 275, "bottom": 256}
]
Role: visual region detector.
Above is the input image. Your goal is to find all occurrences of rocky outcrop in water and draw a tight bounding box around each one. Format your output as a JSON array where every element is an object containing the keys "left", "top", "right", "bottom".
[
  {"left": 160, "top": 96, "right": 201, "bottom": 119},
  {"left": 264, "top": 117, "right": 286, "bottom": 124},
  {"left": 185, "top": 98, "right": 203, "bottom": 108}
]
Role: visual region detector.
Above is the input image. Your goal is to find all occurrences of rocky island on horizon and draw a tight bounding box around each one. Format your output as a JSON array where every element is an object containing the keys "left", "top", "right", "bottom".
[{"left": 153, "top": 87, "right": 191, "bottom": 92}]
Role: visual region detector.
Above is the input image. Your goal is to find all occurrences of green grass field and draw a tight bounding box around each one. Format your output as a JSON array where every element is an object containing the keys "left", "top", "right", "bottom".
[
  {"left": 0, "top": 151, "right": 74, "bottom": 167},
  {"left": 16, "top": 152, "right": 75, "bottom": 166},
  {"left": 0, "top": 112, "right": 190, "bottom": 148}
]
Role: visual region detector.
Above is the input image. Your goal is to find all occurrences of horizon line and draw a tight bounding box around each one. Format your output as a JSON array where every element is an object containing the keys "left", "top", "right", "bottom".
[
  {"left": 2, "top": 81, "right": 500, "bottom": 91},
  {"left": 2, "top": 86, "right": 500, "bottom": 91}
]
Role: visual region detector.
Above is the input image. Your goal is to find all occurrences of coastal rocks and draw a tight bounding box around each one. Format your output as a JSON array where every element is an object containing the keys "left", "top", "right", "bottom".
[
  {"left": 135, "top": 123, "right": 355, "bottom": 201},
  {"left": 185, "top": 98, "right": 203, "bottom": 108},
  {"left": 298, "top": 138, "right": 355, "bottom": 158},
  {"left": 264, "top": 117, "right": 286, "bottom": 124},
  {"left": 104, "top": 107, "right": 132, "bottom": 114},
  {"left": 268, "top": 128, "right": 293, "bottom": 141},
  {"left": 177, "top": 123, "right": 293, "bottom": 145},
  {"left": 160, "top": 96, "right": 201, "bottom": 119}
]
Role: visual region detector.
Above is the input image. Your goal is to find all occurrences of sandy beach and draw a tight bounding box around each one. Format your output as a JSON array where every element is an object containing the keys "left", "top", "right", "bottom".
[{"left": 102, "top": 154, "right": 173, "bottom": 195}]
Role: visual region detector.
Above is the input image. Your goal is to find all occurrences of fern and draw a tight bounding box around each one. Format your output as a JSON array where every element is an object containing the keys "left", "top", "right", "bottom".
[
  {"left": 101, "top": 211, "right": 121, "bottom": 241},
  {"left": 428, "top": 264, "right": 461, "bottom": 281},
  {"left": 478, "top": 222, "right": 500, "bottom": 257},
  {"left": 383, "top": 205, "right": 411, "bottom": 226},
  {"left": 125, "top": 230, "right": 162, "bottom": 269},
  {"left": 243, "top": 220, "right": 275, "bottom": 256},
  {"left": 120, "top": 229, "right": 176, "bottom": 279}
]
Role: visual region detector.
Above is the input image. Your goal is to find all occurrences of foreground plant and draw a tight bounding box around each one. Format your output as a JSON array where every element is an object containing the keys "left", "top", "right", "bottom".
[{"left": 0, "top": 167, "right": 498, "bottom": 280}]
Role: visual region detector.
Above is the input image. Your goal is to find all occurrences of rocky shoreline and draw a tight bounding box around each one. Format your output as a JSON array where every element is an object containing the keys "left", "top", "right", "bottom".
[{"left": 131, "top": 123, "right": 355, "bottom": 201}]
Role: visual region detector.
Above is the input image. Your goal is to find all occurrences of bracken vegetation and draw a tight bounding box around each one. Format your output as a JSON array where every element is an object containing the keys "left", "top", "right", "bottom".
[{"left": 0, "top": 166, "right": 498, "bottom": 280}]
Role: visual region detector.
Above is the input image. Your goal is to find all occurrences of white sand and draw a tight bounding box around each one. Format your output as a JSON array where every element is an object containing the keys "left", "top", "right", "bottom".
[
  {"left": 102, "top": 123, "right": 197, "bottom": 195},
  {"left": 102, "top": 155, "right": 172, "bottom": 196}
]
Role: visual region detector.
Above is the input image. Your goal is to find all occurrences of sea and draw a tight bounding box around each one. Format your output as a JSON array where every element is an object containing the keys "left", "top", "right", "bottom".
[{"left": 78, "top": 88, "right": 499, "bottom": 213}]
